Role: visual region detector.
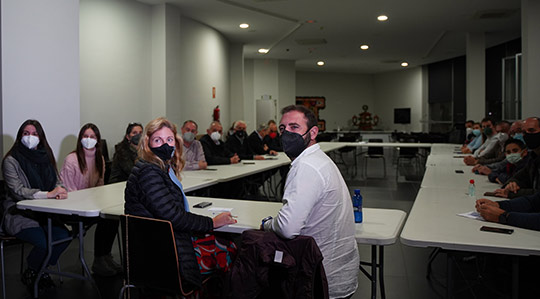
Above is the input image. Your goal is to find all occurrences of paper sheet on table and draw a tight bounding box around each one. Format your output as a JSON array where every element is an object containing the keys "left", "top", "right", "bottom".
[
  {"left": 458, "top": 211, "right": 485, "bottom": 221},
  {"left": 208, "top": 207, "right": 233, "bottom": 214}
]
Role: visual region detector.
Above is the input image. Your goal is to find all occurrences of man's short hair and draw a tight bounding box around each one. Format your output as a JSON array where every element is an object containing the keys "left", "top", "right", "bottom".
[
  {"left": 281, "top": 105, "right": 318, "bottom": 129},
  {"left": 208, "top": 121, "right": 221, "bottom": 129},
  {"left": 481, "top": 117, "right": 494, "bottom": 126},
  {"left": 505, "top": 138, "right": 526, "bottom": 150},
  {"left": 257, "top": 123, "right": 269, "bottom": 131},
  {"left": 466, "top": 120, "right": 474, "bottom": 125},
  {"left": 182, "top": 120, "right": 198, "bottom": 130}
]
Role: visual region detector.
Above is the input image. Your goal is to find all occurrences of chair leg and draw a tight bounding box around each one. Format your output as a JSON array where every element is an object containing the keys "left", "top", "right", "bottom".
[
  {"left": 20, "top": 243, "right": 24, "bottom": 274},
  {"left": 2, "top": 240, "right": 6, "bottom": 299},
  {"left": 382, "top": 157, "right": 387, "bottom": 178}
]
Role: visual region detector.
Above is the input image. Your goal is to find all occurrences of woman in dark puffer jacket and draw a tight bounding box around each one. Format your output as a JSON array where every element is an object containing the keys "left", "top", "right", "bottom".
[{"left": 124, "top": 117, "right": 236, "bottom": 291}]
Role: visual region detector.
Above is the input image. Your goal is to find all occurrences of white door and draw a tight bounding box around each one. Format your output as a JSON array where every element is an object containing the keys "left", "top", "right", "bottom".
[{"left": 256, "top": 99, "right": 278, "bottom": 126}]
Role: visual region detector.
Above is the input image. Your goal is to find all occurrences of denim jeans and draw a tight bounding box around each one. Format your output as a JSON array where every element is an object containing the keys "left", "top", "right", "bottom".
[{"left": 15, "top": 226, "right": 71, "bottom": 270}]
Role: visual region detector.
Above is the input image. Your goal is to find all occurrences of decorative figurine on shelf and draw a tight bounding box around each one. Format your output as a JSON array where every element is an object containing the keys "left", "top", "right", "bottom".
[{"left": 352, "top": 105, "right": 379, "bottom": 130}]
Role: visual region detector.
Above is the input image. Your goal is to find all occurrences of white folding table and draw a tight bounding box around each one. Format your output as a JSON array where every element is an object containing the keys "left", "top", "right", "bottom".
[{"left": 355, "top": 208, "right": 407, "bottom": 299}]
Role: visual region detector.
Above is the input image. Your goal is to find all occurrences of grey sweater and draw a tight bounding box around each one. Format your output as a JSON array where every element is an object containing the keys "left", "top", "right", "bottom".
[{"left": 1, "top": 155, "right": 62, "bottom": 235}]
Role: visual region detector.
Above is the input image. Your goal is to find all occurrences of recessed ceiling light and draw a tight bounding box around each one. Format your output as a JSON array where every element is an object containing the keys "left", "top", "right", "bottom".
[
  {"left": 401, "top": 62, "right": 409, "bottom": 67},
  {"left": 239, "top": 23, "right": 249, "bottom": 29},
  {"left": 258, "top": 48, "right": 269, "bottom": 54},
  {"left": 317, "top": 61, "right": 325, "bottom": 66},
  {"left": 377, "top": 15, "right": 388, "bottom": 21},
  {"left": 360, "top": 45, "right": 369, "bottom": 50}
]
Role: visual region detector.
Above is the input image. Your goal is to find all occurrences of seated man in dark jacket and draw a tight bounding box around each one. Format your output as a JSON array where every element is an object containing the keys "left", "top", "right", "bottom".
[
  {"left": 475, "top": 139, "right": 530, "bottom": 185},
  {"left": 225, "top": 120, "right": 264, "bottom": 160},
  {"left": 476, "top": 190, "right": 540, "bottom": 231},
  {"left": 247, "top": 123, "right": 277, "bottom": 156},
  {"left": 263, "top": 120, "right": 283, "bottom": 152},
  {"left": 200, "top": 121, "right": 240, "bottom": 165},
  {"left": 495, "top": 117, "right": 540, "bottom": 198}
]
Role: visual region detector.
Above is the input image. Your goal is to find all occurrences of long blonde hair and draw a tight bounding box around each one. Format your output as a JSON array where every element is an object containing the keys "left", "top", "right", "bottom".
[{"left": 138, "top": 117, "right": 185, "bottom": 176}]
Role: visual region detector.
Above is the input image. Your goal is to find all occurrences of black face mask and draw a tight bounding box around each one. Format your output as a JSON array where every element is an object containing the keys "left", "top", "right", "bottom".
[
  {"left": 150, "top": 143, "right": 175, "bottom": 161},
  {"left": 130, "top": 134, "right": 141, "bottom": 145},
  {"left": 281, "top": 128, "right": 312, "bottom": 159},
  {"left": 524, "top": 132, "right": 540, "bottom": 150},
  {"left": 235, "top": 130, "right": 247, "bottom": 140}
]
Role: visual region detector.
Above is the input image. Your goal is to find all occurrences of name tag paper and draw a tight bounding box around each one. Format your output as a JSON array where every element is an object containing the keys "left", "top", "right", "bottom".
[{"left": 274, "top": 250, "right": 283, "bottom": 263}]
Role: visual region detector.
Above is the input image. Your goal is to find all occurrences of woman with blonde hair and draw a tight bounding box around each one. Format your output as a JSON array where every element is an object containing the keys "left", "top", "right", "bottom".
[{"left": 124, "top": 117, "right": 236, "bottom": 291}]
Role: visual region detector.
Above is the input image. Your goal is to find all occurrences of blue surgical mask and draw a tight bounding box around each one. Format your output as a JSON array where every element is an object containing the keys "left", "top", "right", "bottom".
[{"left": 472, "top": 129, "right": 481, "bottom": 137}]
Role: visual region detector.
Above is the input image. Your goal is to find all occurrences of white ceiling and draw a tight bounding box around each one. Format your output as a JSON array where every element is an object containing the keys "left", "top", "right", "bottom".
[{"left": 139, "top": 0, "right": 521, "bottom": 74}]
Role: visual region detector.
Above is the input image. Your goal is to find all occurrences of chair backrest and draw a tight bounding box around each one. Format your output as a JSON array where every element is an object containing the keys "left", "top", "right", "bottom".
[
  {"left": 101, "top": 139, "right": 110, "bottom": 162},
  {"left": 120, "top": 214, "right": 191, "bottom": 296},
  {"left": 399, "top": 138, "right": 419, "bottom": 156},
  {"left": 367, "top": 139, "right": 384, "bottom": 156}
]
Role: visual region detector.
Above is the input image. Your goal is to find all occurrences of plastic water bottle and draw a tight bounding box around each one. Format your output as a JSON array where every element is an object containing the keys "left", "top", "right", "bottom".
[
  {"left": 468, "top": 179, "right": 475, "bottom": 197},
  {"left": 352, "top": 189, "right": 363, "bottom": 223}
]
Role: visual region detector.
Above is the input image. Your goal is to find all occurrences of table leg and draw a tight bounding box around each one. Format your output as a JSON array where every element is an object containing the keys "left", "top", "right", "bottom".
[
  {"left": 379, "top": 246, "right": 386, "bottom": 299},
  {"left": 512, "top": 256, "right": 519, "bottom": 299},
  {"left": 446, "top": 253, "right": 453, "bottom": 299},
  {"left": 371, "top": 245, "right": 377, "bottom": 299},
  {"left": 78, "top": 221, "right": 93, "bottom": 279}
]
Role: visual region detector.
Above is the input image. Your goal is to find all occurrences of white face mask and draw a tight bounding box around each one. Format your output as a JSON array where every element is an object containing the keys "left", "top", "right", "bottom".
[
  {"left": 183, "top": 132, "right": 196, "bottom": 143},
  {"left": 210, "top": 131, "right": 221, "bottom": 142},
  {"left": 21, "top": 135, "right": 40, "bottom": 149},
  {"left": 466, "top": 127, "right": 473, "bottom": 136},
  {"left": 81, "top": 137, "right": 98, "bottom": 149}
]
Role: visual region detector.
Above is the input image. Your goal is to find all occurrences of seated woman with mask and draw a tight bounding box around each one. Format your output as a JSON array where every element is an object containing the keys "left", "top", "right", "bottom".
[
  {"left": 108, "top": 122, "right": 143, "bottom": 183},
  {"left": 2, "top": 120, "right": 69, "bottom": 292},
  {"left": 59, "top": 123, "right": 121, "bottom": 276},
  {"left": 124, "top": 117, "right": 237, "bottom": 291}
]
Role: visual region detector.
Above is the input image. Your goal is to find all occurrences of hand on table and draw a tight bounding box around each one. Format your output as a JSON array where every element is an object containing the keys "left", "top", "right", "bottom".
[
  {"left": 230, "top": 154, "right": 240, "bottom": 164},
  {"left": 213, "top": 212, "right": 237, "bottom": 228},
  {"left": 475, "top": 198, "right": 499, "bottom": 210},
  {"left": 48, "top": 186, "right": 68, "bottom": 199},
  {"left": 476, "top": 200, "right": 504, "bottom": 223},
  {"left": 504, "top": 182, "right": 520, "bottom": 193},
  {"left": 477, "top": 166, "right": 491, "bottom": 175},
  {"left": 268, "top": 150, "right": 278, "bottom": 156},
  {"left": 463, "top": 156, "right": 478, "bottom": 166},
  {"left": 494, "top": 188, "right": 509, "bottom": 198},
  {"left": 254, "top": 155, "right": 265, "bottom": 160},
  {"left": 198, "top": 161, "right": 208, "bottom": 170},
  {"left": 461, "top": 147, "right": 472, "bottom": 154}
]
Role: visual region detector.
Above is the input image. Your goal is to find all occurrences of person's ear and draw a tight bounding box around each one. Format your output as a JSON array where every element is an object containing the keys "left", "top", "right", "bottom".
[{"left": 309, "top": 126, "right": 319, "bottom": 141}]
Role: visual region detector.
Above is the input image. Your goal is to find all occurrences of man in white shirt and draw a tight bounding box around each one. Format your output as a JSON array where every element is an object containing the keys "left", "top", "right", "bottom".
[
  {"left": 464, "top": 118, "right": 508, "bottom": 165},
  {"left": 262, "top": 105, "right": 360, "bottom": 299},
  {"left": 181, "top": 120, "right": 207, "bottom": 170}
]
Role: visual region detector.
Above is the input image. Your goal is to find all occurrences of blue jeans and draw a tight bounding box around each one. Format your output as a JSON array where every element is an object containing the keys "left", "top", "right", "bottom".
[{"left": 15, "top": 226, "right": 71, "bottom": 270}]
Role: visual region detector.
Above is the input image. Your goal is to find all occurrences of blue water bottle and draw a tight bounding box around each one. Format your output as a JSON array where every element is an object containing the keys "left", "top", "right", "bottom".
[{"left": 352, "top": 189, "right": 363, "bottom": 223}]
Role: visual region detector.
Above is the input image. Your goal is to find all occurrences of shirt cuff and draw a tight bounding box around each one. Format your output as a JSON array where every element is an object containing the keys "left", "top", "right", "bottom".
[{"left": 33, "top": 191, "right": 49, "bottom": 199}]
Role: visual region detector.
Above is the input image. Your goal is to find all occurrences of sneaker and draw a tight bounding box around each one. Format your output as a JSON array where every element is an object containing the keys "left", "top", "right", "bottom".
[
  {"left": 21, "top": 268, "right": 38, "bottom": 287},
  {"left": 38, "top": 273, "right": 56, "bottom": 290},
  {"left": 92, "top": 255, "right": 117, "bottom": 276},
  {"left": 104, "top": 254, "right": 123, "bottom": 273}
]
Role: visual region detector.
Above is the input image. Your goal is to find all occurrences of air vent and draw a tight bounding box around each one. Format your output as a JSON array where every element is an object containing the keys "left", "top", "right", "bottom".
[
  {"left": 473, "top": 9, "right": 516, "bottom": 20},
  {"left": 295, "top": 38, "right": 328, "bottom": 45}
]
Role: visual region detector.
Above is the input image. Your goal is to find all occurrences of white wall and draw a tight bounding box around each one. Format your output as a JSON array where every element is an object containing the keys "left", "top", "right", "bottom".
[
  {"left": 178, "top": 17, "right": 230, "bottom": 132},
  {"left": 80, "top": 0, "right": 152, "bottom": 156},
  {"left": 373, "top": 67, "right": 424, "bottom": 132},
  {"left": 2, "top": 0, "right": 80, "bottom": 164},
  {"left": 521, "top": 0, "right": 540, "bottom": 117},
  {"left": 296, "top": 71, "right": 375, "bottom": 131}
]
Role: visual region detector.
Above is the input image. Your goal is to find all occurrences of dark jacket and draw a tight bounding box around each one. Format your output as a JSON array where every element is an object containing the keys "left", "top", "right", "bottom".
[
  {"left": 109, "top": 140, "right": 137, "bottom": 183},
  {"left": 488, "top": 154, "right": 531, "bottom": 184},
  {"left": 247, "top": 131, "right": 267, "bottom": 155},
  {"left": 498, "top": 191, "right": 540, "bottom": 231},
  {"left": 506, "top": 151, "right": 540, "bottom": 198},
  {"left": 124, "top": 160, "right": 213, "bottom": 289},
  {"left": 228, "top": 230, "right": 329, "bottom": 299},
  {"left": 263, "top": 134, "right": 282, "bottom": 152},
  {"left": 225, "top": 133, "right": 254, "bottom": 160},
  {"left": 200, "top": 134, "right": 234, "bottom": 165}
]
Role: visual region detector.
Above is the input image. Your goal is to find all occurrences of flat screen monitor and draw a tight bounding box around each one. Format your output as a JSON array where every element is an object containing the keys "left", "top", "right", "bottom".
[{"left": 394, "top": 108, "right": 411, "bottom": 124}]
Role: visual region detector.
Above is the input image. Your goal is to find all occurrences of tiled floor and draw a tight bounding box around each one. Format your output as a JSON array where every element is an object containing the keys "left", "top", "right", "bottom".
[{"left": 2, "top": 149, "right": 539, "bottom": 298}]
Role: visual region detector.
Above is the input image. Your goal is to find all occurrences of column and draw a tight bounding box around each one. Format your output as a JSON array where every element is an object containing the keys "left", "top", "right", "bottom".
[{"left": 466, "top": 32, "right": 486, "bottom": 121}]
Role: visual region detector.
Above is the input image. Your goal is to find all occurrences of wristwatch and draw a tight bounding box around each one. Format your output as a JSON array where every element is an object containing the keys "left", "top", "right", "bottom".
[
  {"left": 261, "top": 216, "right": 273, "bottom": 227},
  {"left": 498, "top": 211, "right": 509, "bottom": 224}
]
